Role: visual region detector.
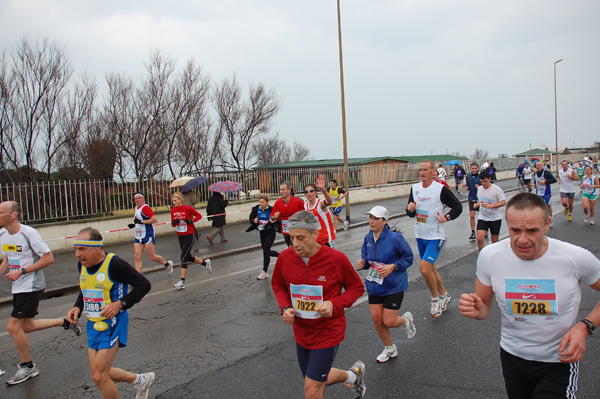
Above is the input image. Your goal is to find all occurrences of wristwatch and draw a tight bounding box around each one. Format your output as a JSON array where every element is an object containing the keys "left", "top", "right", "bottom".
[
  {"left": 445, "top": 214, "right": 451, "bottom": 221},
  {"left": 119, "top": 299, "right": 127, "bottom": 309},
  {"left": 580, "top": 319, "right": 595, "bottom": 335},
  {"left": 282, "top": 306, "right": 292, "bottom": 315},
  {"left": 21, "top": 268, "right": 27, "bottom": 275}
]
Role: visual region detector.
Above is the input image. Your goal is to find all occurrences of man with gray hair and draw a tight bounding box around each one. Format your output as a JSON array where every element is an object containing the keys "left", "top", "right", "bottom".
[{"left": 271, "top": 211, "right": 366, "bottom": 398}]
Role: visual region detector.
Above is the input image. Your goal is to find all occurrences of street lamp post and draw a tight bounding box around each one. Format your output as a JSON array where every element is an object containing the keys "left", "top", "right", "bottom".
[
  {"left": 336, "top": 0, "right": 351, "bottom": 222},
  {"left": 554, "top": 59, "right": 562, "bottom": 176}
]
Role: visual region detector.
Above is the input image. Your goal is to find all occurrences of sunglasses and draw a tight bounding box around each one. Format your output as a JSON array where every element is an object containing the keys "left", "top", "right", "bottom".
[{"left": 303, "top": 189, "right": 316, "bottom": 194}]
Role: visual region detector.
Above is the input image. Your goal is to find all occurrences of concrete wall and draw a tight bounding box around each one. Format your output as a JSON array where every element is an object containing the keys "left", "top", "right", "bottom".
[{"left": 32, "top": 170, "right": 515, "bottom": 253}]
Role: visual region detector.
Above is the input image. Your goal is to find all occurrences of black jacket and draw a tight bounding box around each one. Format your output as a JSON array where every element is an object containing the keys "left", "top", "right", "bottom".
[{"left": 206, "top": 192, "right": 229, "bottom": 227}]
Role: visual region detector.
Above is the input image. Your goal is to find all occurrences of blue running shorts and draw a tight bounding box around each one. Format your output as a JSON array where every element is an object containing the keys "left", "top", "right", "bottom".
[
  {"left": 417, "top": 238, "right": 445, "bottom": 265},
  {"left": 87, "top": 311, "right": 128, "bottom": 350},
  {"left": 296, "top": 343, "right": 339, "bottom": 382}
]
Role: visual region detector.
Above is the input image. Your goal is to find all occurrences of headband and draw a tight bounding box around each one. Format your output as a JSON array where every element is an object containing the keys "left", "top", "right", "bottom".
[
  {"left": 287, "top": 220, "right": 320, "bottom": 230},
  {"left": 73, "top": 240, "right": 103, "bottom": 247}
]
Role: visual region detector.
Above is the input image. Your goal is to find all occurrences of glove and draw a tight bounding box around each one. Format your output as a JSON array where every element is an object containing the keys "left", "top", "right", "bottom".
[
  {"left": 185, "top": 219, "right": 194, "bottom": 225},
  {"left": 134, "top": 217, "right": 143, "bottom": 224},
  {"left": 173, "top": 218, "right": 180, "bottom": 225},
  {"left": 127, "top": 223, "right": 135, "bottom": 229}
]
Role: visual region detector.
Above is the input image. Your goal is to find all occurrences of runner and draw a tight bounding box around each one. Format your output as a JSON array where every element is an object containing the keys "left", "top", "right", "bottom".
[
  {"left": 453, "top": 164, "right": 466, "bottom": 194},
  {"left": 66, "top": 227, "right": 155, "bottom": 399},
  {"left": 271, "top": 182, "right": 305, "bottom": 247},
  {"left": 533, "top": 160, "right": 557, "bottom": 223},
  {"left": 328, "top": 179, "right": 349, "bottom": 231},
  {"left": 0, "top": 201, "right": 82, "bottom": 385},
  {"left": 473, "top": 171, "right": 506, "bottom": 250},
  {"left": 171, "top": 192, "right": 211, "bottom": 290},
  {"left": 557, "top": 160, "right": 579, "bottom": 222},
  {"left": 437, "top": 164, "right": 447, "bottom": 183},
  {"left": 304, "top": 175, "right": 336, "bottom": 247},
  {"left": 459, "top": 193, "right": 600, "bottom": 399},
  {"left": 356, "top": 206, "right": 416, "bottom": 363},
  {"left": 465, "top": 162, "right": 481, "bottom": 240},
  {"left": 576, "top": 161, "right": 585, "bottom": 194},
  {"left": 248, "top": 194, "right": 279, "bottom": 280},
  {"left": 515, "top": 163, "right": 525, "bottom": 190},
  {"left": 580, "top": 165, "right": 599, "bottom": 225},
  {"left": 406, "top": 160, "right": 462, "bottom": 318},
  {"left": 271, "top": 211, "right": 366, "bottom": 399},
  {"left": 522, "top": 162, "right": 533, "bottom": 192},
  {"left": 128, "top": 193, "right": 173, "bottom": 274}
]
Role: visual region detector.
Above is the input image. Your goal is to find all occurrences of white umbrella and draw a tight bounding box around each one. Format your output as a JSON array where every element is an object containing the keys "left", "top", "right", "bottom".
[{"left": 169, "top": 176, "right": 194, "bottom": 188}]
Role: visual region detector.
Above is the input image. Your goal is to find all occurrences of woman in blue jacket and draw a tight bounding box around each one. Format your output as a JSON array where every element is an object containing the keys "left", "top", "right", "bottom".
[{"left": 356, "top": 206, "right": 416, "bottom": 363}]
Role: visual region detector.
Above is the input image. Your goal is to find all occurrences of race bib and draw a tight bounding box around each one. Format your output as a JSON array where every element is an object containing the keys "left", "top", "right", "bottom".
[
  {"left": 8, "top": 258, "right": 20, "bottom": 271},
  {"left": 282, "top": 220, "right": 289, "bottom": 234},
  {"left": 135, "top": 226, "right": 144, "bottom": 239},
  {"left": 504, "top": 279, "right": 558, "bottom": 322},
  {"left": 290, "top": 284, "right": 323, "bottom": 319},
  {"left": 365, "top": 261, "right": 384, "bottom": 285},
  {"left": 416, "top": 209, "right": 429, "bottom": 224},
  {"left": 82, "top": 289, "right": 105, "bottom": 319},
  {"left": 176, "top": 223, "right": 187, "bottom": 233}
]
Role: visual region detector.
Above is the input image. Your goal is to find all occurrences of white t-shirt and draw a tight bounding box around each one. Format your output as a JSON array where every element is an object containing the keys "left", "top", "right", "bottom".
[
  {"left": 0, "top": 225, "right": 50, "bottom": 293},
  {"left": 523, "top": 167, "right": 532, "bottom": 179},
  {"left": 477, "top": 238, "right": 600, "bottom": 363},
  {"left": 558, "top": 168, "right": 576, "bottom": 193},
  {"left": 476, "top": 184, "right": 506, "bottom": 222},
  {"left": 437, "top": 167, "right": 446, "bottom": 181},
  {"left": 411, "top": 181, "right": 445, "bottom": 240}
]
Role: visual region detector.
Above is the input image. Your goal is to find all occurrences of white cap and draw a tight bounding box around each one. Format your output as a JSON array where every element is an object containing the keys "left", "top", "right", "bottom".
[{"left": 366, "top": 206, "right": 389, "bottom": 220}]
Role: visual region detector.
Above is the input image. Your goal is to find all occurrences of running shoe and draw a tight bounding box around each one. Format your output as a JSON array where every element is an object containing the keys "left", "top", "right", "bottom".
[
  {"left": 166, "top": 260, "right": 174, "bottom": 276},
  {"left": 431, "top": 297, "right": 442, "bottom": 318},
  {"left": 204, "top": 259, "right": 212, "bottom": 273},
  {"left": 345, "top": 361, "right": 366, "bottom": 398},
  {"left": 584, "top": 216, "right": 590, "bottom": 224},
  {"left": 402, "top": 311, "right": 416, "bottom": 339},
  {"left": 564, "top": 207, "right": 568, "bottom": 216},
  {"left": 440, "top": 293, "right": 452, "bottom": 312},
  {"left": 134, "top": 372, "right": 155, "bottom": 399},
  {"left": 64, "top": 319, "right": 82, "bottom": 336},
  {"left": 343, "top": 221, "right": 349, "bottom": 231},
  {"left": 591, "top": 219, "right": 595, "bottom": 225},
  {"left": 376, "top": 345, "right": 398, "bottom": 363},
  {"left": 6, "top": 364, "right": 39, "bottom": 385},
  {"left": 173, "top": 280, "right": 185, "bottom": 290},
  {"left": 256, "top": 271, "right": 269, "bottom": 280},
  {"left": 568, "top": 214, "right": 572, "bottom": 222},
  {"left": 468, "top": 232, "right": 476, "bottom": 240}
]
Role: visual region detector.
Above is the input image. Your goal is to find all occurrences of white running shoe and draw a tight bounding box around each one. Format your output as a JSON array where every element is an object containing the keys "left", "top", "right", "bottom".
[
  {"left": 343, "top": 220, "right": 349, "bottom": 231},
  {"left": 584, "top": 215, "right": 590, "bottom": 224},
  {"left": 345, "top": 361, "right": 366, "bottom": 398},
  {"left": 591, "top": 219, "right": 595, "bottom": 225},
  {"left": 402, "top": 312, "right": 416, "bottom": 339},
  {"left": 431, "top": 297, "right": 442, "bottom": 318},
  {"left": 203, "top": 259, "right": 212, "bottom": 273},
  {"left": 166, "top": 260, "right": 174, "bottom": 276},
  {"left": 134, "top": 372, "right": 155, "bottom": 399},
  {"left": 6, "top": 363, "right": 39, "bottom": 385},
  {"left": 441, "top": 293, "right": 452, "bottom": 312},
  {"left": 376, "top": 345, "right": 398, "bottom": 363},
  {"left": 256, "top": 271, "right": 269, "bottom": 280},
  {"left": 173, "top": 280, "right": 185, "bottom": 290}
]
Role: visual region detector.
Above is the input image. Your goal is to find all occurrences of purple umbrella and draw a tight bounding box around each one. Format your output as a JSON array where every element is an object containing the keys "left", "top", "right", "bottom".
[
  {"left": 208, "top": 180, "right": 243, "bottom": 193},
  {"left": 180, "top": 176, "right": 208, "bottom": 193}
]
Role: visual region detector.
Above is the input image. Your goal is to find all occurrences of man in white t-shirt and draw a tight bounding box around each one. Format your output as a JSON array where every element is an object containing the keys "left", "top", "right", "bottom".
[
  {"left": 473, "top": 171, "right": 506, "bottom": 250},
  {"left": 459, "top": 193, "right": 600, "bottom": 398},
  {"left": 0, "top": 201, "right": 81, "bottom": 385},
  {"left": 522, "top": 163, "right": 532, "bottom": 192},
  {"left": 557, "top": 160, "right": 579, "bottom": 221}
]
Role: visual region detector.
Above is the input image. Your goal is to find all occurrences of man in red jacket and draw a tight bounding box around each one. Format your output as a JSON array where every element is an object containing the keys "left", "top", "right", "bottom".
[{"left": 271, "top": 210, "right": 366, "bottom": 399}]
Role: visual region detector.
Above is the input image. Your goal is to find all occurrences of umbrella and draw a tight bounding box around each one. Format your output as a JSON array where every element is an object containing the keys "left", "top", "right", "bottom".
[
  {"left": 169, "top": 176, "right": 194, "bottom": 188},
  {"left": 443, "top": 160, "right": 463, "bottom": 166},
  {"left": 208, "top": 180, "right": 243, "bottom": 192},
  {"left": 181, "top": 176, "right": 208, "bottom": 193}
]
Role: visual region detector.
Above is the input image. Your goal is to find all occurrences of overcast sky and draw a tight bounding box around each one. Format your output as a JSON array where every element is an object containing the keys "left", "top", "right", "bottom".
[{"left": 2, "top": 0, "right": 599, "bottom": 160}]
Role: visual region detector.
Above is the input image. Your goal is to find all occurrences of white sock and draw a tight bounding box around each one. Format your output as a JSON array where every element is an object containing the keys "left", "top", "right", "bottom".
[
  {"left": 133, "top": 374, "right": 141, "bottom": 385},
  {"left": 386, "top": 344, "right": 396, "bottom": 351},
  {"left": 345, "top": 370, "right": 357, "bottom": 386}
]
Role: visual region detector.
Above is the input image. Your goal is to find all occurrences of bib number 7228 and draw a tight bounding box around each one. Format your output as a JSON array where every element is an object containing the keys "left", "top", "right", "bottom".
[{"left": 511, "top": 300, "right": 549, "bottom": 315}]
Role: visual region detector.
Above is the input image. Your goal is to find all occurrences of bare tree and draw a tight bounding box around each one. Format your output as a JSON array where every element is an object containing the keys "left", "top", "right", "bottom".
[
  {"left": 213, "top": 75, "right": 281, "bottom": 179},
  {"left": 290, "top": 141, "right": 311, "bottom": 162},
  {"left": 471, "top": 148, "right": 489, "bottom": 160},
  {"left": 253, "top": 135, "right": 311, "bottom": 166}
]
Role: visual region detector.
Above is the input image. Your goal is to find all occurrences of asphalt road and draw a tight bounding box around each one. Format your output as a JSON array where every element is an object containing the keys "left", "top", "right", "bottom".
[{"left": 1, "top": 179, "right": 599, "bottom": 398}]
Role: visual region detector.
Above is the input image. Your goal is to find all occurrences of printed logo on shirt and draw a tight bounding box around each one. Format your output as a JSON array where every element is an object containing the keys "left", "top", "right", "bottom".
[
  {"left": 318, "top": 276, "right": 327, "bottom": 282},
  {"left": 2, "top": 244, "right": 22, "bottom": 252}
]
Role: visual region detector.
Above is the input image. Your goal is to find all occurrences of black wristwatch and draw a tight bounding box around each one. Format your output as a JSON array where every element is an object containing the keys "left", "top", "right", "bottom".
[
  {"left": 282, "top": 306, "right": 292, "bottom": 315},
  {"left": 120, "top": 299, "right": 127, "bottom": 309},
  {"left": 580, "top": 319, "right": 595, "bottom": 335},
  {"left": 21, "top": 268, "right": 27, "bottom": 275}
]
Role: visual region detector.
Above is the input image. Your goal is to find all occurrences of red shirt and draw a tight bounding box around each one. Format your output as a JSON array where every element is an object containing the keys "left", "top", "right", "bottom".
[
  {"left": 271, "top": 245, "right": 365, "bottom": 349},
  {"left": 272, "top": 196, "right": 305, "bottom": 235},
  {"left": 170, "top": 205, "right": 202, "bottom": 235}
]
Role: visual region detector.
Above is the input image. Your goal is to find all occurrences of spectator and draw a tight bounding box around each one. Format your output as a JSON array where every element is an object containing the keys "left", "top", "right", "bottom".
[{"left": 206, "top": 191, "right": 229, "bottom": 244}]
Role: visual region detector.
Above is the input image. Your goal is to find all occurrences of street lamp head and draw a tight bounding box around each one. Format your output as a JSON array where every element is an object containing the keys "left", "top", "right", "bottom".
[{"left": 555, "top": 59, "right": 563, "bottom": 64}]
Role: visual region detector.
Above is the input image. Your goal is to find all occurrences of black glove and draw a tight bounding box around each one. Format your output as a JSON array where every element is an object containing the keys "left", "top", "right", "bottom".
[
  {"left": 185, "top": 219, "right": 194, "bottom": 225},
  {"left": 127, "top": 223, "right": 135, "bottom": 229},
  {"left": 173, "top": 218, "right": 180, "bottom": 225},
  {"left": 134, "top": 217, "right": 143, "bottom": 224}
]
